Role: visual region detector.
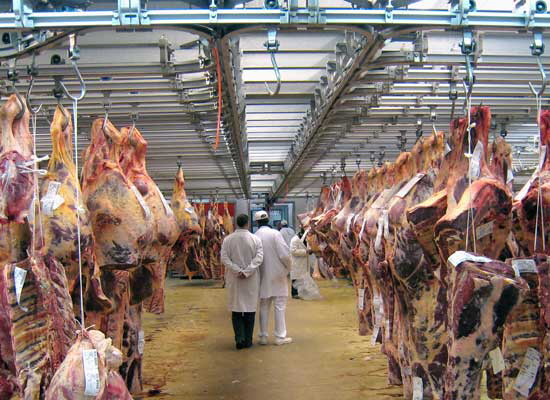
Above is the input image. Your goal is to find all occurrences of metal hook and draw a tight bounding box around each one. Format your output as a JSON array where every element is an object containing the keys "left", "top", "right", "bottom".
[
  {"left": 264, "top": 28, "right": 281, "bottom": 96},
  {"left": 26, "top": 53, "right": 42, "bottom": 115},
  {"left": 58, "top": 35, "right": 86, "bottom": 102},
  {"left": 6, "top": 59, "right": 26, "bottom": 120},
  {"left": 176, "top": 156, "right": 182, "bottom": 169},
  {"left": 528, "top": 55, "right": 547, "bottom": 98}
]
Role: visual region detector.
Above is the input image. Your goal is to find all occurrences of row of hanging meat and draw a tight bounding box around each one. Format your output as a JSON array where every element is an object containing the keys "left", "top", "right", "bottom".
[
  {"left": 169, "top": 201, "right": 234, "bottom": 280},
  {"left": 0, "top": 93, "right": 227, "bottom": 399},
  {"left": 300, "top": 105, "right": 550, "bottom": 399}
]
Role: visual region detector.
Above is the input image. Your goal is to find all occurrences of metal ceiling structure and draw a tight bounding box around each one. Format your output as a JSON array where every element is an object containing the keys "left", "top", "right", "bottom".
[{"left": 0, "top": 0, "right": 549, "bottom": 201}]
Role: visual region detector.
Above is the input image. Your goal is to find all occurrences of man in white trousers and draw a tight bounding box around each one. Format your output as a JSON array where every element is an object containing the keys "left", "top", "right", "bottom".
[{"left": 254, "top": 210, "right": 293, "bottom": 346}]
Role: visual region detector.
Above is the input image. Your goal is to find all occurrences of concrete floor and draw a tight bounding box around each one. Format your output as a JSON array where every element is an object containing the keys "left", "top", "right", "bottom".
[{"left": 140, "top": 279, "right": 404, "bottom": 400}]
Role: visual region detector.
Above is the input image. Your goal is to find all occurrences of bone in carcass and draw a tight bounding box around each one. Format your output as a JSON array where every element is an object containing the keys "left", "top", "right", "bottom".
[
  {"left": 44, "top": 329, "right": 132, "bottom": 400},
  {"left": 169, "top": 165, "right": 202, "bottom": 278},
  {"left": 0, "top": 94, "right": 33, "bottom": 224},
  {"left": 81, "top": 118, "right": 153, "bottom": 269},
  {"left": 0, "top": 255, "right": 78, "bottom": 399},
  {"left": 512, "top": 110, "right": 550, "bottom": 257},
  {"left": 444, "top": 254, "right": 527, "bottom": 400},
  {"left": 501, "top": 255, "right": 547, "bottom": 399},
  {"left": 434, "top": 107, "right": 512, "bottom": 262},
  {"left": 119, "top": 126, "right": 179, "bottom": 313},
  {"left": 40, "top": 105, "right": 110, "bottom": 316}
]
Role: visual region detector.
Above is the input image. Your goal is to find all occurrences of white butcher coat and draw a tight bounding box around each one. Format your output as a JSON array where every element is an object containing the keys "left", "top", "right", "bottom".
[
  {"left": 280, "top": 226, "right": 295, "bottom": 246},
  {"left": 220, "top": 228, "right": 264, "bottom": 312},
  {"left": 255, "top": 226, "right": 292, "bottom": 298},
  {"left": 290, "top": 235, "right": 311, "bottom": 280}
]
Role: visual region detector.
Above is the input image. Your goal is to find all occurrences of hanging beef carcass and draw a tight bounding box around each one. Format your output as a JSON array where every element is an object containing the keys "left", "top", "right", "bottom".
[
  {"left": 119, "top": 126, "right": 179, "bottom": 313},
  {"left": 45, "top": 329, "right": 132, "bottom": 400},
  {"left": 204, "top": 204, "right": 225, "bottom": 279},
  {"left": 222, "top": 202, "right": 234, "bottom": 235},
  {"left": 444, "top": 254, "right": 527, "bottom": 400},
  {"left": 40, "top": 105, "right": 110, "bottom": 314},
  {"left": 169, "top": 165, "right": 202, "bottom": 278},
  {"left": 82, "top": 118, "right": 154, "bottom": 270},
  {"left": 0, "top": 255, "right": 78, "bottom": 399},
  {"left": 332, "top": 169, "right": 372, "bottom": 335},
  {"left": 0, "top": 94, "right": 33, "bottom": 224},
  {"left": 512, "top": 110, "right": 550, "bottom": 257},
  {"left": 434, "top": 107, "right": 512, "bottom": 262}
]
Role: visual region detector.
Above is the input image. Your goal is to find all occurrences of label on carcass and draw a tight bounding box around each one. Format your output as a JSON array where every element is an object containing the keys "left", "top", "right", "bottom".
[
  {"left": 41, "top": 181, "right": 64, "bottom": 216},
  {"left": 489, "top": 347, "right": 505, "bottom": 374},
  {"left": 395, "top": 173, "right": 426, "bottom": 198},
  {"left": 512, "top": 259, "right": 538, "bottom": 277},
  {"left": 538, "top": 146, "right": 547, "bottom": 171},
  {"left": 475, "top": 221, "right": 494, "bottom": 240},
  {"left": 130, "top": 185, "right": 152, "bottom": 220},
  {"left": 444, "top": 142, "right": 452, "bottom": 156},
  {"left": 382, "top": 210, "right": 390, "bottom": 240},
  {"left": 371, "top": 325, "right": 380, "bottom": 346},
  {"left": 448, "top": 251, "right": 492, "bottom": 267},
  {"left": 385, "top": 318, "right": 391, "bottom": 340},
  {"left": 13, "top": 267, "right": 27, "bottom": 311},
  {"left": 374, "top": 214, "right": 385, "bottom": 251},
  {"left": 507, "top": 167, "right": 514, "bottom": 184},
  {"left": 357, "top": 288, "right": 365, "bottom": 310},
  {"left": 514, "top": 347, "right": 541, "bottom": 397},
  {"left": 138, "top": 330, "right": 145, "bottom": 355},
  {"left": 155, "top": 186, "right": 173, "bottom": 217},
  {"left": 412, "top": 377, "right": 423, "bottom": 400},
  {"left": 82, "top": 349, "right": 101, "bottom": 396},
  {"left": 468, "top": 141, "right": 484, "bottom": 181}
]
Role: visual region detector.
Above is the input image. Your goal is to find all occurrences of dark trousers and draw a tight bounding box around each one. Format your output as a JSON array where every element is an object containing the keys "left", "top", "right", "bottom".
[
  {"left": 291, "top": 279, "right": 298, "bottom": 298},
  {"left": 231, "top": 312, "right": 255, "bottom": 348}
]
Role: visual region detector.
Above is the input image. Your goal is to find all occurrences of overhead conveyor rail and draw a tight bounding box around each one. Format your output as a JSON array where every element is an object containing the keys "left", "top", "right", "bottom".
[{"left": 1, "top": 0, "right": 550, "bottom": 200}]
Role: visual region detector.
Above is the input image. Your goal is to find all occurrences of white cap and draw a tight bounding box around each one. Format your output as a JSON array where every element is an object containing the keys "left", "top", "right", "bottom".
[
  {"left": 281, "top": 220, "right": 288, "bottom": 226},
  {"left": 254, "top": 210, "right": 269, "bottom": 221}
]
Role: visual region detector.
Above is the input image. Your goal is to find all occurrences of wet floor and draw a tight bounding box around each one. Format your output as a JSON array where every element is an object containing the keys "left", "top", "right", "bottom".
[{"left": 140, "top": 279, "right": 404, "bottom": 400}]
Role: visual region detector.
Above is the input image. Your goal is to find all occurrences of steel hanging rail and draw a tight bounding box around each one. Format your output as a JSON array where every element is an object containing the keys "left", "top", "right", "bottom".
[{"left": 3, "top": 6, "right": 550, "bottom": 29}]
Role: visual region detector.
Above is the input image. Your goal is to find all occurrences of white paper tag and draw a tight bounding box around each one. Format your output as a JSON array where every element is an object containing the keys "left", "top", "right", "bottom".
[
  {"left": 382, "top": 210, "right": 390, "bottom": 240},
  {"left": 82, "top": 349, "right": 101, "bottom": 396},
  {"left": 385, "top": 318, "right": 391, "bottom": 340},
  {"left": 138, "top": 330, "right": 145, "bottom": 355},
  {"left": 412, "top": 377, "right": 423, "bottom": 400},
  {"left": 371, "top": 325, "right": 380, "bottom": 346},
  {"left": 476, "top": 221, "right": 494, "bottom": 240},
  {"left": 507, "top": 167, "right": 514, "bottom": 184},
  {"left": 468, "top": 141, "right": 484, "bottom": 181},
  {"left": 514, "top": 348, "right": 541, "bottom": 397},
  {"left": 357, "top": 288, "right": 365, "bottom": 311},
  {"left": 185, "top": 206, "right": 195, "bottom": 214},
  {"left": 395, "top": 173, "right": 425, "bottom": 198},
  {"left": 13, "top": 267, "right": 27, "bottom": 311},
  {"left": 155, "top": 186, "right": 173, "bottom": 217},
  {"left": 41, "top": 181, "right": 64, "bottom": 216},
  {"left": 445, "top": 142, "right": 452, "bottom": 156},
  {"left": 130, "top": 185, "right": 152, "bottom": 220},
  {"left": 538, "top": 146, "right": 547, "bottom": 171},
  {"left": 375, "top": 213, "right": 385, "bottom": 251},
  {"left": 512, "top": 259, "right": 538, "bottom": 277},
  {"left": 448, "top": 251, "right": 492, "bottom": 267},
  {"left": 489, "top": 347, "right": 505, "bottom": 374}
]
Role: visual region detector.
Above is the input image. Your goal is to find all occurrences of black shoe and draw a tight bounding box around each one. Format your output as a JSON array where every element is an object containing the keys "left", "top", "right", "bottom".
[
  {"left": 244, "top": 342, "right": 253, "bottom": 348},
  {"left": 236, "top": 342, "right": 245, "bottom": 350}
]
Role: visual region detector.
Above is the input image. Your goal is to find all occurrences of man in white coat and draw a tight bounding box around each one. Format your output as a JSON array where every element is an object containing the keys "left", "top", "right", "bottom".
[
  {"left": 220, "top": 214, "right": 264, "bottom": 350},
  {"left": 254, "top": 210, "right": 293, "bottom": 345},
  {"left": 279, "top": 220, "right": 295, "bottom": 246}
]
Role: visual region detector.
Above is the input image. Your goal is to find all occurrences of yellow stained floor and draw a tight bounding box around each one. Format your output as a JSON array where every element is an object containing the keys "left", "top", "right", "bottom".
[{"left": 141, "top": 279, "right": 404, "bottom": 400}]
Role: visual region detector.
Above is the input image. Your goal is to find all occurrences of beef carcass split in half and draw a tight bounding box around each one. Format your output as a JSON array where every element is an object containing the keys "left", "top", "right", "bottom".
[
  {"left": 40, "top": 105, "right": 111, "bottom": 316},
  {"left": 82, "top": 118, "right": 154, "bottom": 270},
  {"left": 119, "top": 126, "right": 179, "bottom": 313}
]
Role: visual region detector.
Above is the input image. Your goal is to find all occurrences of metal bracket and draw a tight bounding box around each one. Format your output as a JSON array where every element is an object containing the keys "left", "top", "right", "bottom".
[
  {"left": 531, "top": 29, "right": 545, "bottom": 56},
  {"left": 12, "top": 0, "right": 33, "bottom": 28},
  {"left": 264, "top": 28, "right": 281, "bottom": 96},
  {"left": 451, "top": 0, "right": 475, "bottom": 26},
  {"left": 117, "top": 0, "right": 144, "bottom": 26},
  {"left": 159, "top": 35, "right": 175, "bottom": 77},
  {"left": 460, "top": 29, "right": 476, "bottom": 95},
  {"left": 209, "top": 0, "right": 218, "bottom": 23},
  {"left": 385, "top": 0, "right": 394, "bottom": 23}
]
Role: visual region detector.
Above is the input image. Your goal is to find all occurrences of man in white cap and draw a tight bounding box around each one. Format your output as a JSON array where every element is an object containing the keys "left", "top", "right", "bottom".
[
  {"left": 279, "top": 220, "right": 295, "bottom": 247},
  {"left": 221, "top": 214, "right": 264, "bottom": 349},
  {"left": 254, "top": 210, "right": 293, "bottom": 345}
]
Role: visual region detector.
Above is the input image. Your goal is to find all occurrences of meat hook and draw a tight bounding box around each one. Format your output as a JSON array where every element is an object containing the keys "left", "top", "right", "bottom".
[
  {"left": 58, "top": 34, "right": 86, "bottom": 102},
  {"left": 264, "top": 28, "right": 281, "bottom": 96},
  {"left": 26, "top": 54, "right": 43, "bottom": 115},
  {"left": 6, "top": 59, "right": 26, "bottom": 120},
  {"left": 528, "top": 55, "right": 547, "bottom": 98}
]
